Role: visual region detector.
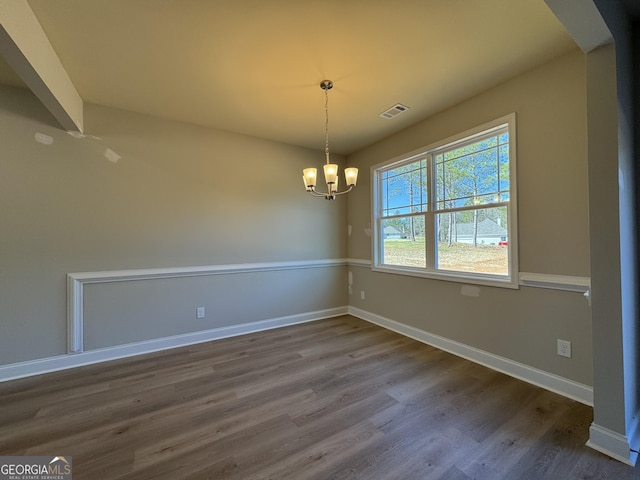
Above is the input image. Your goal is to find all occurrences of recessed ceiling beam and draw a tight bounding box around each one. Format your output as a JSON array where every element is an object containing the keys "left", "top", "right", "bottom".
[
  {"left": 0, "top": 0, "right": 83, "bottom": 132},
  {"left": 544, "top": 0, "right": 612, "bottom": 53}
]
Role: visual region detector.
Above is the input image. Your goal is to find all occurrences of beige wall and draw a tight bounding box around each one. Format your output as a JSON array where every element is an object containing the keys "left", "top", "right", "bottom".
[
  {"left": 0, "top": 86, "right": 348, "bottom": 365},
  {"left": 346, "top": 50, "right": 593, "bottom": 385},
  {"left": 0, "top": 49, "right": 595, "bottom": 388},
  {"left": 83, "top": 267, "right": 345, "bottom": 350}
]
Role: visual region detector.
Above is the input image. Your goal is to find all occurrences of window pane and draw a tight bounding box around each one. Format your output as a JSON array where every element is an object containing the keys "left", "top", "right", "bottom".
[
  {"left": 435, "top": 129, "right": 509, "bottom": 210},
  {"left": 381, "top": 159, "right": 427, "bottom": 216},
  {"left": 435, "top": 206, "right": 508, "bottom": 275},
  {"left": 444, "top": 136, "right": 497, "bottom": 161},
  {"left": 381, "top": 216, "right": 426, "bottom": 268},
  {"left": 499, "top": 144, "right": 509, "bottom": 192}
]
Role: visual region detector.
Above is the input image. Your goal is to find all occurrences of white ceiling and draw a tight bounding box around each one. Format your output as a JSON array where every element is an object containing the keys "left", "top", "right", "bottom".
[{"left": 0, "top": 0, "right": 578, "bottom": 154}]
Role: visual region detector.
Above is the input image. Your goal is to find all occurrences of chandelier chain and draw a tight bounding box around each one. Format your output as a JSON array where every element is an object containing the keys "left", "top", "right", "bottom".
[{"left": 324, "top": 84, "right": 330, "bottom": 164}]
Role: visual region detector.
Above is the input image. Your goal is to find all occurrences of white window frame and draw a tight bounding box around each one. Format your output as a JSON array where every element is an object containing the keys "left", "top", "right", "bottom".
[{"left": 372, "top": 113, "right": 518, "bottom": 288}]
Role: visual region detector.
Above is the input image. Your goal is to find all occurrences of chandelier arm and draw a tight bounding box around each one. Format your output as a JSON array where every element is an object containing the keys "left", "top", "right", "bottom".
[
  {"left": 307, "top": 186, "right": 338, "bottom": 200},
  {"left": 308, "top": 188, "right": 328, "bottom": 197},
  {"left": 331, "top": 185, "right": 355, "bottom": 196}
]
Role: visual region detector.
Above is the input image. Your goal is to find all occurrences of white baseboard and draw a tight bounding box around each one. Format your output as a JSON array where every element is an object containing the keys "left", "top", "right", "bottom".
[
  {"left": 348, "top": 306, "right": 593, "bottom": 406},
  {"left": 587, "top": 423, "right": 638, "bottom": 465},
  {"left": 0, "top": 307, "right": 347, "bottom": 383},
  {"left": 2, "top": 304, "right": 594, "bottom": 407},
  {"left": 8, "top": 302, "right": 631, "bottom": 462}
]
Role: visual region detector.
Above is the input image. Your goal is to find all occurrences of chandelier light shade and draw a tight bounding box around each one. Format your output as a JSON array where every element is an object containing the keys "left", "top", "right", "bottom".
[{"left": 303, "top": 80, "right": 358, "bottom": 200}]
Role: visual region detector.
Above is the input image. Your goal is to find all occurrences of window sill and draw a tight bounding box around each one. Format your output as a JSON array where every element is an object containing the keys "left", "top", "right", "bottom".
[{"left": 371, "top": 264, "right": 519, "bottom": 289}]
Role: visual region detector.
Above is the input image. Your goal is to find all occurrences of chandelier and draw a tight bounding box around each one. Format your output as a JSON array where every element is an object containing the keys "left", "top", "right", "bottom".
[{"left": 302, "top": 80, "right": 358, "bottom": 200}]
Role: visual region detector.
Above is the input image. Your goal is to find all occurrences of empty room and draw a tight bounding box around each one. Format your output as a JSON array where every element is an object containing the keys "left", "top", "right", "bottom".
[{"left": 1, "top": 0, "right": 640, "bottom": 479}]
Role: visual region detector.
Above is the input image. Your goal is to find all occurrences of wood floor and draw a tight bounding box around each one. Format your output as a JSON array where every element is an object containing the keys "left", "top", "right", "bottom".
[{"left": 1, "top": 315, "right": 639, "bottom": 479}]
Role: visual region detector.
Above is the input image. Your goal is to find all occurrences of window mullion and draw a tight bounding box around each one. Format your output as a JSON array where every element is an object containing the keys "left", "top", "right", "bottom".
[{"left": 425, "top": 153, "right": 436, "bottom": 270}]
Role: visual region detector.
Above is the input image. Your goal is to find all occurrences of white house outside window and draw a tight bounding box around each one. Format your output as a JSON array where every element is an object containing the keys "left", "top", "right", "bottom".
[{"left": 372, "top": 114, "right": 518, "bottom": 288}]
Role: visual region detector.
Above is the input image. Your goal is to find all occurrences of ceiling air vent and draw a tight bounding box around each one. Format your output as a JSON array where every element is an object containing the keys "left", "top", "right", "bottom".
[{"left": 379, "top": 103, "right": 410, "bottom": 119}]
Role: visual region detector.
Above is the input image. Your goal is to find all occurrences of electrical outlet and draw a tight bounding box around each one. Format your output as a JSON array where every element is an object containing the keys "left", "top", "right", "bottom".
[
  {"left": 361, "top": 291, "right": 366, "bottom": 300},
  {"left": 557, "top": 339, "right": 571, "bottom": 358},
  {"left": 196, "top": 307, "right": 206, "bottom": 319}
]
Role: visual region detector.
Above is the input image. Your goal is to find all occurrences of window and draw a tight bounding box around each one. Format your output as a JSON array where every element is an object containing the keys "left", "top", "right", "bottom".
[{"left": 373, "top": 114, "right": 518, "bottom": 288}]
